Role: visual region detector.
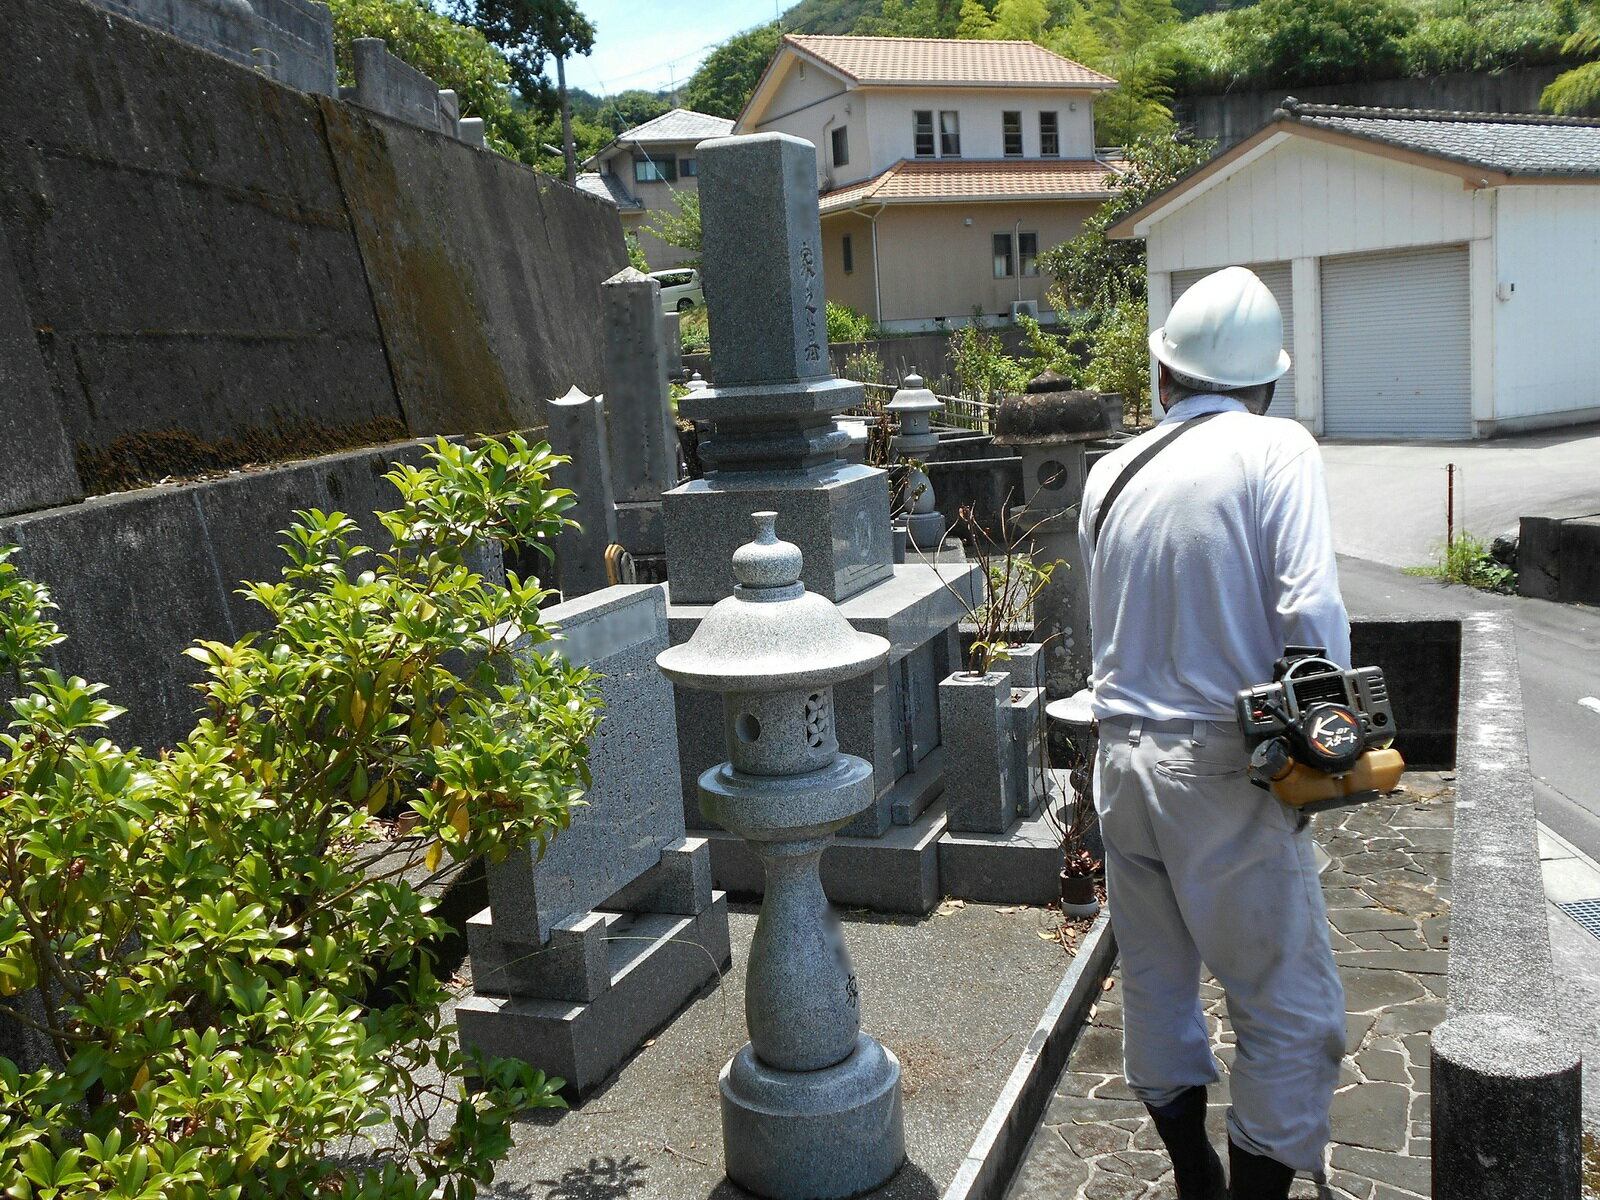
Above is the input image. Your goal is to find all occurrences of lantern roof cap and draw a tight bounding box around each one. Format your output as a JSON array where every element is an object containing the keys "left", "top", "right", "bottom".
[
  {"left": 885, "top": 373, "right": 940, "bottom": 416},
  {"left": 657, "top": 512, "right": 889, "bottom": 692}
]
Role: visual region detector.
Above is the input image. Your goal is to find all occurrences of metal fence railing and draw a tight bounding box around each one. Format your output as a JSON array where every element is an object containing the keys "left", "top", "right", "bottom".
[{"left": 843, "top": 382, "right": 995, "bottom": 435}]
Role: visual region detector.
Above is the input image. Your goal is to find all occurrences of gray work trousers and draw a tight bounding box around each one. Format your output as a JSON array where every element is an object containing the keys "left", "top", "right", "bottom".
[{"left": 1095, "top": 715, "right": 1345, "bottom": 1173}]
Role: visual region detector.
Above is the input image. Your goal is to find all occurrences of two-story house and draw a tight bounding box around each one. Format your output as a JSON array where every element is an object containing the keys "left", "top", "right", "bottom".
[
  {"left": 737, "top": 35, "right": 1121, "bottom": 331},
  {"left": 578, "top": 107, "right": 735, "bottom": 270}
]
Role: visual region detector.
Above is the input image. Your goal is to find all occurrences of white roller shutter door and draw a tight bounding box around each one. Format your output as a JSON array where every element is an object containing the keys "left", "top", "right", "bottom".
[
  {"left": 1172, "top": 262, "right": 1296, "bottom": 420},
  {"left": 1321, "top": 245, "right": 1471, "bottom": 439}
]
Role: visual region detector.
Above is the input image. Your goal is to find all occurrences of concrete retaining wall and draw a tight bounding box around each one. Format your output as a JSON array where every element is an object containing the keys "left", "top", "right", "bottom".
[
  {"left": 1350, "top": 617, "right": 1459, "bottom": 771},
  {"left": 1518, "top": 510, "right": 1600, "bottom": 606},
  {"left": 1431, "top": 612, "right": 1582, "bottom": 1199},
  {"left": 0, "top": 0, "right": 624, "bottom": 498}
]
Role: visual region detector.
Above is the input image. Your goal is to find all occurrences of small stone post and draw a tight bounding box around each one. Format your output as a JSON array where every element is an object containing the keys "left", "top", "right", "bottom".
[
  {"left": 886, "top": 373, "right": 945, "bottom": 550},
  {"left": 657, "top": 512, "right": 905, "bottom": 1199},
  {"left": 601, "top": 267, "right": 677, "bottom": 557},
  {"left": 544, "top": 386, "right": 618, "bottom": 599}
]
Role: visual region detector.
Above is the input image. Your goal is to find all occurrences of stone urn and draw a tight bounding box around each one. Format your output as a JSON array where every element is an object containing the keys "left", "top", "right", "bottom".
[{"left": 656, "top": 511, "right": 906, "bottom": 1199}]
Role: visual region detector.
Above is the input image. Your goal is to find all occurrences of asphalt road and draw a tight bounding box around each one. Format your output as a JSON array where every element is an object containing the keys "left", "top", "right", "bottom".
[{"left": 1322, "top": 427, "right": 1600, "bottom": 859}]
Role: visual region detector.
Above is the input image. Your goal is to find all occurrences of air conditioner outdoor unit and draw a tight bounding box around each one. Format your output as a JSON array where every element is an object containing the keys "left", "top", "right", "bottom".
[{"left": 1009, "top": 300, "right": 1039, "bottom": 322}]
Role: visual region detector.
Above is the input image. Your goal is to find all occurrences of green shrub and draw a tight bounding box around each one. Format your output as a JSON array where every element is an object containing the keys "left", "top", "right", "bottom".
[
  {"left": 1404, "top": 530, "right": 1516, "bottom": 592},
  {"left": 0, "top": 437, "right": 599, "bottom": 1199},
  {"left": 625, "top": 232, "right": 649, "bottom": 272},
  {"left": 826, "top": 300, "right": 877, "bottom": 344},
  {"left": 1084, "top": 292, "right": 1153, "bottom": 426},
  {"left": 948, "top": 313, "right": 1032, "bottom": 404},
  {"left": 841, "top": 349, "right": 885, "bottom": 384},
  {"left": 679, "top": 306, "right": 710, "bottom": 353}
]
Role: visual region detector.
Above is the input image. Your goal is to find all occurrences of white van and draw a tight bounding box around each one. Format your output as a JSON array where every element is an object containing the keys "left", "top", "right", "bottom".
[{"left": 649, "top": 267, "right": 703, "bottom": 313}]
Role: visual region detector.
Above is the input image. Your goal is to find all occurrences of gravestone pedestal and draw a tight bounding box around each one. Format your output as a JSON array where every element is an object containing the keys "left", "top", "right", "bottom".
[{"left": 456, "top": 585, "right": 731, "bottom": 1099}]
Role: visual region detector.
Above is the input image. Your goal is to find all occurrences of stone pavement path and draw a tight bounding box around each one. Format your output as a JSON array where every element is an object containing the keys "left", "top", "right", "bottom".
[{"left": 1006, "top": 774, "right": 1453, "bottom": 1200}]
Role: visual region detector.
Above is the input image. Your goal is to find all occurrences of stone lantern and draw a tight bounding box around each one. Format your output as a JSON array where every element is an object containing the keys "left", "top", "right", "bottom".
[
  {"left": 886, "top": 372, "right": 945, "bottom": 550},
  {"left": 657, "top": 511, "right": 906, "bottom": 1200},
  {"left": 993, "top": 381, "right": 1112, "bottom": 697}
]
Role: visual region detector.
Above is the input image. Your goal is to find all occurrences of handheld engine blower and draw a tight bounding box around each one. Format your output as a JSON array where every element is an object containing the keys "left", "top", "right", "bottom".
[{"left": 1234, "top": 647, "right": 1405, "bottom": 813}]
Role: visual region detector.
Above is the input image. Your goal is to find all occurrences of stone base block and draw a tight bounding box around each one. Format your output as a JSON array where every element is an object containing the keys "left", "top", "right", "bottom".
[
  {"left": 938, "top": 809, "right": 1062, "bottom": 906},
  {"left": 615, "top": 500, "right": 663, "bottom": 557},
  {"left": 721, "top": 1033, "right": 905, "bottom": 1200},
  {"left": 662, "top": 465, "right": 893, "bottom": 605},
  {"left": 706, "top": 803, "right": 947, "bottom": 915},
  {"left": 457, "top": 896, "right": 731, "bottom": 1101}
]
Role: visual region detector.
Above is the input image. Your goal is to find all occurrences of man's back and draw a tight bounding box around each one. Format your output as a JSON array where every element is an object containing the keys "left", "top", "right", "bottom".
[{"left": 1077, "top": 396, "right": 1349, "bottom": 724}]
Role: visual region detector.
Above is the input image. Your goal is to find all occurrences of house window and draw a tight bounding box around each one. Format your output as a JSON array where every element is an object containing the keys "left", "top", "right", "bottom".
[
  {"left": 914, "top": 110, "right": 935, "bottom": 157},
  {"left": 634, "top": 156, "right": 676, "bottom": 183},
  {"left": 1019, "top": 231, "right": 1039, "bottom": 276},
  {"left": 940, "top": 110, "right": 961, "bottom": 157},
  {"left": 680, "top": 158, "right": 698, "bottom": 177},
  {"left": 1040, "top": 112, "right": 1059, "bottom": 158},
  {"left": 843, "top": 233, "right": 854, "bottom": 274},
  {"left": 993, "top": 233, "right": 1014, "bottom": 278},
  {"left": 831, "top": 125, "right": 850, "bottom": 168},
  {"left": 1003, "top": 111, "right": 1023, "bottom": 157}
]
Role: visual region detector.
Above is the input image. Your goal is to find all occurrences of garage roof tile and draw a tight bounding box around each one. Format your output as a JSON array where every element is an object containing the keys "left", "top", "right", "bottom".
[{"left": 1284, "top": 98, "right": 1600, "bottom": 177}]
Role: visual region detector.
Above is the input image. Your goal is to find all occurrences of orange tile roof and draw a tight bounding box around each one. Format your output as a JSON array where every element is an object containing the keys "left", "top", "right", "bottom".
[
  {"left": 786, "top": 35, "right": 1115, "bottom": 89},
  {"left": 819, "top": 158, "right": 1123, "bottom": 213}
]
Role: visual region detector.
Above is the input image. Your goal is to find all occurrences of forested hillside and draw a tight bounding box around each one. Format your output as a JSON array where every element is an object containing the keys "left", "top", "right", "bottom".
[{"left": 682, "top": 0, "right": 1600, "bottom": 143}]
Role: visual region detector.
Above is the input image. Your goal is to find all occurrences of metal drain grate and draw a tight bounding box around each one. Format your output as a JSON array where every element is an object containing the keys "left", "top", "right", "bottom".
[{"left": 1556, "top": 898, "right": 1600, "bottom": 940}]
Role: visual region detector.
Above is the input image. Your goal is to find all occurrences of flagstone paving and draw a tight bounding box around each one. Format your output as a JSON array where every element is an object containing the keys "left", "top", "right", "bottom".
[{"left": 1006, "top": 773, "right": 1454, "bottom": 1200}]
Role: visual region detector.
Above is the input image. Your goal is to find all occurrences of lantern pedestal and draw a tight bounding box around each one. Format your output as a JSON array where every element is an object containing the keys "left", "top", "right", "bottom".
[{"left": 721, "top": 1034, "right": 905, "bottom": 1200}]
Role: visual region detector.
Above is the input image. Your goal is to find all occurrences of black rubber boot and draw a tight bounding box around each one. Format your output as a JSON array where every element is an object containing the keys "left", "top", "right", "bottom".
[
  {"left": 1228, "top": 1140, "right": 1296, "bottom": 1200},
  {"left": 1145, "top": 1086, "right": 1226, "bottom": 1200}
]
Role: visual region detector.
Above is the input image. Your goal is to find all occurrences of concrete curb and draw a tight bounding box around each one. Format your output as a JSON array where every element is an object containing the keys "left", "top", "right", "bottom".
[
  {"left": 941, "top": 910, "right": 1118, "bottom": 1200},
  {"left": 1432, "top": 612, "right": 1582, "bottom": 1200}
]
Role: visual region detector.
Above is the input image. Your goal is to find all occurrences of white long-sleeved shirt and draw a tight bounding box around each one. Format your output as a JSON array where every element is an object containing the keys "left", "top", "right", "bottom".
[{"left": 1076, "top": 395, "right": 1350, "bottom": 723}]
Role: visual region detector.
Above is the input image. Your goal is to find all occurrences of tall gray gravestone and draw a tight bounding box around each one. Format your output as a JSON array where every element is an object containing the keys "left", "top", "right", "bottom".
[
  {"left": 662, "top": 133, "right": 892, "bottom": 605},
  {"left": 457, "top": 585, "right": 730, "bottom": 1098},
  {"left": 601, "top": 268, "right": 677, "bottom": 562},
  {"left": 661, "top": 133, "right": 979, "bottom": 915}
]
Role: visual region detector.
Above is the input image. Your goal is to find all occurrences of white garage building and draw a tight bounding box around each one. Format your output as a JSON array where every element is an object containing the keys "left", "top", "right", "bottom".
[{"left": 1109, "top": 100, "right": 1600, "bottom": 438}]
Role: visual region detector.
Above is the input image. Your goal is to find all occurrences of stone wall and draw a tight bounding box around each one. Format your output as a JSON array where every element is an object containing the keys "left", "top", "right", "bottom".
[
  {"left": 0, "top": 0, "right": 625, "bottom": 498},
  {"left": 86, "top": 0, "right": 338, "bottom": 96},
  {"left": 1175, "top": 65, "right": 1572, "bottom": 153},
  {"left": 0, "top": 0, "right": 627, "bottom": 747}
]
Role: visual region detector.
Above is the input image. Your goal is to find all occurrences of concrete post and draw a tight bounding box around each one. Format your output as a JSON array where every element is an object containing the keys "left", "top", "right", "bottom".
[
  {"left": 602, "top": 267, "right": 677, "bottom": 557},
  {"left": 544, "top": 386, "right": 617, "bottom": 599}
]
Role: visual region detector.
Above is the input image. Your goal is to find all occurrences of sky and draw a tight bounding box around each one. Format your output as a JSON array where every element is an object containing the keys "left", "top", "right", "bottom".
[{"left": 569, "top": 0, "right": 782, "bottom": 98}]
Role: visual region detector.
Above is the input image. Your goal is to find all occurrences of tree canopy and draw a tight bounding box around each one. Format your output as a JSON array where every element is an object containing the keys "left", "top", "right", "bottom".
[
  {"left": 450, "top": 0, "right": 595, "bottom": 114},
  {"left": 684, "top": 23, "right": 784, "bottom": 120}
]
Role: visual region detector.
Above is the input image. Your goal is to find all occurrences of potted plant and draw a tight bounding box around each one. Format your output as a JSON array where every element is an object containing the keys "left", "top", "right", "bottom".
[{"left": 1050, "top": 721, "right": 1102, "bottom": 918}]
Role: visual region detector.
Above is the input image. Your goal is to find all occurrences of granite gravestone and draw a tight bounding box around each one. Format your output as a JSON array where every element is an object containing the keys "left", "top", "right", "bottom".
[
  {"left": 662, "top": 134, "right": 893, "bottom": 606},
  {"left": 457, "top": 584, "right": 730, "bottom": 1099},
  {"left": 660, "top": 134, "right": 979, "bottom": 914}
]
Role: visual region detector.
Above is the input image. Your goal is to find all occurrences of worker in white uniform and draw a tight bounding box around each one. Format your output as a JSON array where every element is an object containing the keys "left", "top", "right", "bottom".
[{"left": 1076, "top": 267, "right": 1348, "bottom": 1200}]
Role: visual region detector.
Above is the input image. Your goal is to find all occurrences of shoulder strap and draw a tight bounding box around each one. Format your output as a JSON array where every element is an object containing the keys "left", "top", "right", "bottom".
[{"left": 1092, "top": 410, "right": 1225, "bottom": 547}]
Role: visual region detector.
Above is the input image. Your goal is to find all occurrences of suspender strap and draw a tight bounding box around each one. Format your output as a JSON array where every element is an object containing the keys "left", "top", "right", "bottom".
[{"left": 1092, "top": 410, "right": 1225, "bottom": 547}]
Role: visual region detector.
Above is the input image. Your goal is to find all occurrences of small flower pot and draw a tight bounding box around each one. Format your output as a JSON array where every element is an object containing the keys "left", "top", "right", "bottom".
[{"left": 1059, "top": 870, "right": 1100, "bottom": 918}]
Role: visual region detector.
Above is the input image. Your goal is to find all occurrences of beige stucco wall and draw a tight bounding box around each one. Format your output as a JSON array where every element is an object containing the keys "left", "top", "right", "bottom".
[{"left": 822, "top": 199, "right": 1098, "bottom": 327}]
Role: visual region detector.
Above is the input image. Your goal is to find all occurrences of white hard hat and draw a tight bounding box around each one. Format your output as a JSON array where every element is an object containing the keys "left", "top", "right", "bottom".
[{"left": 1150, "top": 266, "right": 1291, "bottom": 390}]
